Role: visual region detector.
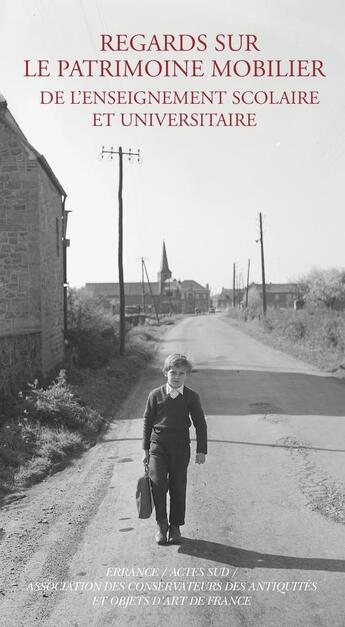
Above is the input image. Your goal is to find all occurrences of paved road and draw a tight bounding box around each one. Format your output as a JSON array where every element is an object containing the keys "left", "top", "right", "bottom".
[{"left": 2, "top": 314, "right": 345, "bottom": 626}]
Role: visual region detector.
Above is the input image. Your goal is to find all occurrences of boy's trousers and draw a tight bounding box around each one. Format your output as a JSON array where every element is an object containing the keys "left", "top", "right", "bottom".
[{"left": 149, "top": 438, "right": 191, "bottom": 526}]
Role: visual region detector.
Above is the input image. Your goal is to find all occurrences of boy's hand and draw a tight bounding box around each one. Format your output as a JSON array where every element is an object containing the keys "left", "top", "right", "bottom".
[
  {"left": 142, "top": 450, "right": 150, "bottom": 464},
  {"left": 195, "top": 453, "right": 206, "bottom": 464}
]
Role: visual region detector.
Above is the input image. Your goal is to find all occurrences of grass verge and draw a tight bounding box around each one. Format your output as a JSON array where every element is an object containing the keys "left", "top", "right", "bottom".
[
  {"left": 225, "top": 308, "right": 345, "bottom": 374},
  {"left": 0, "top": 322, "right": 170, "bottom": 502}
]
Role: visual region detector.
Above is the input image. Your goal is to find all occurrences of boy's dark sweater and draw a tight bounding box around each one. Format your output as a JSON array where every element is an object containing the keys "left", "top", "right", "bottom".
[{"left": 142, "top": 385, "right": 207, "bottom": 454}]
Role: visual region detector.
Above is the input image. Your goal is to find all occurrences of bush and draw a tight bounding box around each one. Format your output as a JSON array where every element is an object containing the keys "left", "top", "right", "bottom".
[
  {"left": 229, "top": 306, "right": 345, "bottom": 372},
  {"left": 247, "top": 287, "right": 262, "bottom": 318},
  {"left": 319, "top": 315, "right": 345, "bottom": 350},
  {"left": 282, "top": 317, "right": 307, "bottom": 342},
  {"left": 66, "top": 288, "right": 119, "bottom": 368},
  {"left": 24, "top": 370, "right": 103, "bottom": 433},
  {"left": 67, "top": 327, "right": 118, "bottom": 368},
  {"left": 0, "top": 370, "right": 104, "bottom": 496},
  {"left": 301, "top": 268, "right": 345, "bottom": 310},
  {"left": 265, "top": 309, "right": 345, "bottom": 349},
  {"left": 263, "top": 316, "right": 274, "bottom": 333}
]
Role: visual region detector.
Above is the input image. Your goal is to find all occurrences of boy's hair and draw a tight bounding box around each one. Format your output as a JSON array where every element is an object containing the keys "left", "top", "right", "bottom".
[{"left": 162, "top": 353, "right": 193, "bottom": 374}]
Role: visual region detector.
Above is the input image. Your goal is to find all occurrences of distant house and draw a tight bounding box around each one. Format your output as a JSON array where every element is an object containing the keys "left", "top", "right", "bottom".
[
  {"left": 248, "top": 283, "right": 297, "bottom": 308},
  {"left": 179, "top": 280, "right": 210, "bottom": 314},
  {"left": 86, "top": 242, "right": 210, "bottom": 315},
  {"left": 85, "top": 281, "right": 160, "bottom": 312},
  {"left": 0, "top": 93, "right": 68, "bottom": 396},
  {"left": 217, "top": 283, "right": 297, "bottom": 310},
  {"left": 217, "top": 287, "right": 245, "bottom": 309}
]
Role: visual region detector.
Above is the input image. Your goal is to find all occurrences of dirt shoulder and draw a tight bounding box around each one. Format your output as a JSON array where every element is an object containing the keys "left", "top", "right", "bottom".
[
  {"left": 0, "top": 323, "right": 171, "bottom": 504},
  {"left": 0, "top": 322, "right": 173, "bottom": 624}
]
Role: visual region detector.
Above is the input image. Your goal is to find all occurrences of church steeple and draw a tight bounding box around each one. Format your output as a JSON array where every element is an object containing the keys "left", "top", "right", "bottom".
[{"left": 157, "top": 241, "right": 172, "bottom": 286}]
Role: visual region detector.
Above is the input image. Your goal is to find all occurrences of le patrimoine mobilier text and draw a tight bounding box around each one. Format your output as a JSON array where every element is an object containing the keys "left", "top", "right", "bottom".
[
  {"left": 24, "top": 32, "right": 326, "bottom": 79},
  {"left": 25, "top": 32, "right": 325, "bottom": 127},
  {"left": 25, "top": 57, "right": 325, "bottom": 78}
]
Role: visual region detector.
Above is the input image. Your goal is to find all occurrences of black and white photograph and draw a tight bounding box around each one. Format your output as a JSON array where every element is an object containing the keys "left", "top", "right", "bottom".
[{"left": 1, "top": 1, "right": 345, "bottom": 625}]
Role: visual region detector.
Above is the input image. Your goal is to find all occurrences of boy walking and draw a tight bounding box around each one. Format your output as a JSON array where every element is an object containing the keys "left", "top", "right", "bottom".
[{"left": 142, "top": 353, "right": 207, "bottom": 545}]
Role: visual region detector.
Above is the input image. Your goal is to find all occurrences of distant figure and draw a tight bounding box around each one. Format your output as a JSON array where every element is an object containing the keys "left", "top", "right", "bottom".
[
  {"left": 294, "top": 297, "right": 305, "bottom": 311},
  {"left": 142, "top": 353, "right": 207, "bottom": 545}
]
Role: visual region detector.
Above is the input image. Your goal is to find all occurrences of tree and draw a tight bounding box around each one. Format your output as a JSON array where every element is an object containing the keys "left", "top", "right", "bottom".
[
  {"left": 67, "top": 287, "right": 116, "bottom": 331},
  {"left": 66, "top": 288, "right": 119, "bottom": 368},
  {"left": 301, "top": 268, "right": 345, "bottom": 310},
  {"left": 247, "top": 285, "right": 262, "bottom": 317}
]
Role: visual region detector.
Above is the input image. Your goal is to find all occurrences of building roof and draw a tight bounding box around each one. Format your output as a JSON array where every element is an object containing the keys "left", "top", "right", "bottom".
[
  {"left": 0, "top": 94, "right": 66, "bottom": 196},
  {"left": 160, "top": 241, "right": 171, "bottom": 275},
  {"left": 180, "top": 280, "right": 208, "bottom": 291},
  {"left": 85, "top": 282, "right": 160, "bottom": 296},
  {"left": 86, "top": 279, "right": 210, "bottom": 297},
  {"left": 249, "top": 282, "right": 297, "bottom": 294}
]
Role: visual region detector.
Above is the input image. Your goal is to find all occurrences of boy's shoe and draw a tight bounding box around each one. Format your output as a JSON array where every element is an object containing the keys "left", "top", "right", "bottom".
[
  {"left": 168, "top": 525, "right": 181, "bottom": 544},
  {"left": 155, "top": 520, "right": 168, "bottom": 545}
]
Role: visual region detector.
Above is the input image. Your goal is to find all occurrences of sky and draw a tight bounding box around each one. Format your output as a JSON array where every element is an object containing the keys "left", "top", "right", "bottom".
[{"left": 0, "top": 0, "right": 344, "bottom": 294}]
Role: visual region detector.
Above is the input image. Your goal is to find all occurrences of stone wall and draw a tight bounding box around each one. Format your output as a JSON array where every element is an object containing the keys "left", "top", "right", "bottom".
[
  {"left": 0, "top": 119, "right": 41, "bottom": 336},
  {"left": 0, "top": 103, "right": 65, "bottom": 393},
  {"left": 38, "top": 167, "right": 65, "bottom": 374},
  {"left": 0, "top": 331, "right": 41, "bottom": 397}
]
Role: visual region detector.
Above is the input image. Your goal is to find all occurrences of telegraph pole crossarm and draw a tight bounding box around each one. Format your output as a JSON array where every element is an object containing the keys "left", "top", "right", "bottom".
[{"left": 101, "top": 146, "right": 141, "bottom": 355}]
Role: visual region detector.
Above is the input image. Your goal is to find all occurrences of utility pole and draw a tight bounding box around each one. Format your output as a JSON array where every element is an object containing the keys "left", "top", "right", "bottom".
[
  {"left": 232, "top": 262, "right": 236, "bottom": 308},
  {"left": 245, "top": 258, "right": 250, "bottom": 308},
  {"left": 259, "top": 212, "right": 267, "bottom": 316},
  {"left": 141, "top": 257, "right": 146, "bottom": 313},
  {"left": 101, "top": 146, "right": 141, "bottom": 355},
  {"left": 238, "top": 271, "right": 242, "bottom": 306},
  {"left": 142, "top": 259, "right": 160, "bottom": 325},
  {"left": 137, "top": 256, "right": 150, "bottom": 313}
]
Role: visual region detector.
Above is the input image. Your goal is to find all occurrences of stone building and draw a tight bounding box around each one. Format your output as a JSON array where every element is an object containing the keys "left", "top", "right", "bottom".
[
  {"left": 247, "top": 283, "right": 297, "bottom": 308},
  {"left": 217, "top": 287, "right": 245, "bottom": 309},
  {"left": 217, "top": 283, "right": 297, "bottom": 310},
  {"left": 0, "top": 94, "right": 68, "bottom": 396},
  {"left": 86, "top": 242, "right": 210, "bottom": 315}
]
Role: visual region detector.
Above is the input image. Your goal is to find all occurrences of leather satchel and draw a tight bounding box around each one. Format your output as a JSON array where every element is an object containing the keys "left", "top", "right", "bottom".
[{"left": 136, "top": 463, "right": 154, "bottom": 519}]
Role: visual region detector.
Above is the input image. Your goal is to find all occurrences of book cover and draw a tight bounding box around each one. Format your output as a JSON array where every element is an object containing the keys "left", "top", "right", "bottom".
[{"left": 0, "top": 1, "right": 344, "bottom": 626}]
